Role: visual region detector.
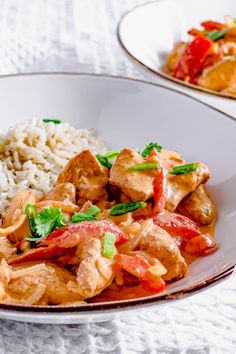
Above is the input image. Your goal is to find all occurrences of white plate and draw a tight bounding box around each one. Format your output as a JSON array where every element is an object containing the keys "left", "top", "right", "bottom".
[
  {"left": 0, "top": 73, "right": 235, "bottom": 324},
  {"left": 118, "top": 0, "right": 236, "bottom": 100}
]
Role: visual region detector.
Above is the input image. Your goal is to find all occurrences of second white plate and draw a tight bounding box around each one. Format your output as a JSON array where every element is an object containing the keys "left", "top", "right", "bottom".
[{"left": 118, "top": 0, "right": 236, "bottom": 101}]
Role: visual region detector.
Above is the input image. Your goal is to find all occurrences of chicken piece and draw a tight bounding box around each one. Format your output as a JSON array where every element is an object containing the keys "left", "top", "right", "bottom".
[
  {"left": 44, "top": 182, "right": 76, "bottom": 221},
  {"left": 110, "top": 148, "right": 159, "bottom": 201},
  {"left": 140, "top": 222, "right": 188, "bottom": 281},
  {"left": 3, "top": 190, "right": 39, "bottom": 242},
  {"left": 44, "top": 183, "right": 76, "bottom": 204},
  {"left": 57, "top": 150, "right": 109, "bottom": 204},
  {"left": 198, "top": 60, "right": 236, "bottom": 92},
  {"left": 167, "top": 42, "right": 186, "bottom": 71},
  {"left": 0, "top": 260, "right": 83, "bottom": 305},
  {"left": 160, "top": 149, "right": 185, "bottom": 170},
  {"left": 179, "top": 184, "right": 216, "bottom": 226},
  {"left": 165, "top": 161, "right": 210, "bottom": 212},
  {"left": 67, "top": 237, "right": 116, "bottom": 299}
]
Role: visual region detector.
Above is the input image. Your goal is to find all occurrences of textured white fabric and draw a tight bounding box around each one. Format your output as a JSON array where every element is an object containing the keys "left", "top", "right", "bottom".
[{"left": 0, "top": 0, "right": 235, "bottom": 353}]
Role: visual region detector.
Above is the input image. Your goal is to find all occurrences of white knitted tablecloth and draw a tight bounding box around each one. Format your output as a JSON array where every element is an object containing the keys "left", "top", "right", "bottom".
[{"left": 0, "top": 1, "right": 235, "bottom": 353}]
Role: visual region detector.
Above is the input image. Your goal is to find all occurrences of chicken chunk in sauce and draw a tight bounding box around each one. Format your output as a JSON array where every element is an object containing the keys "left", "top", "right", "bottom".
[
  {"left": 165, "top": 161, "right": 210, "bottom": 212},
  {"left": 179, "top": 184, "right": 216, "bottom": 225},
  {"left": 140, "top": 223, "right": 188, "bottom": 281},
  {"left": 57, "top": 149, "right": 109, "bottom": 205},
  {"left": 110, "top": 148, "right": 159, "bottom": 201},
  {"left": 67, "top": 237, "right": 116, "bottom": 299}
]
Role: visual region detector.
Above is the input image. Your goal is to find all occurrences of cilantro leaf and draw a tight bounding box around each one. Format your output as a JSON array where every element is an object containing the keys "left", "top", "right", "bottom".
[
  {"left": 25, "top": 205, "right": 67, "bottom": 242},
  {"left": 71, "top": 205, "right": 101, "bottom": 223},
  {"left": 35, "top": 207, "right": 67, "bottom": 237}
]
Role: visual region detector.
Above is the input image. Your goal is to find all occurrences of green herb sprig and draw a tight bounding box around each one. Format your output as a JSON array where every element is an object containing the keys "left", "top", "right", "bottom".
[
  {"left": 206, "top": 29, "right": 227, "bottom": 41},
  {"left": 141, "top": 142, "right": 162, "bottom": 157},
  {"left": 169, "top": 163, "right": 198, "bottom": 175},
  {"left": 105, "top": 151, "right": 120, "bottom": 160},
  {"left": 43, "top": 119, "right": 62, "bottom": 124},
  {"left": 129, "top": 162, "right": 158, "bottom": 171},
  {"left": 96, "top": 154, "right": 112, "bottom": 169},
  {"left": 25, "top": 204, "right": 101, "bottom": 242},
  {"left": 71, "top": 205, "right": 101, "bottom": 223},
  {"left": 25, "top": 205, "right": 67, "bottom": 242},
  {"left": 109, "top": 202, "right": 146, "bottom": 216},
  {"left": 102, "top": 232, "right": 116, "bottom": 258}
]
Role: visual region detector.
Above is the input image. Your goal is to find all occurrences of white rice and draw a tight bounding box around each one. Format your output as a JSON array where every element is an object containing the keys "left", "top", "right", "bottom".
[{"left": 0, "top": 118, "right": 107, "bottom": 217}]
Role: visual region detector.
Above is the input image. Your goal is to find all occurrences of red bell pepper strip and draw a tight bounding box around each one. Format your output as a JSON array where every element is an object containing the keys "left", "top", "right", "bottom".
[
  {"left": 188, "top": 28, "right": 205, "bottom": 37},
  {"left": 153, "top": 211, "right": 201, "bottom": 239},
  {"left": 116, "top": 254, "right": 165, "bottom": 292},
  {"left": 8, "top": 246, "right": 68, "bottom": 265},
  {"left": 148, "top": 148, "right": 166, "bottom": 214},
  {"left": 199, "top": 51, "right": 223, "bottom": 71},
  {"left": 173, "top": 36, "right": 212, "bottom": 81},
  {"left": 40, "top": 220, "right": 128, "bottom": 248},
  {"left": 183, "top": 234, "right": 217, "bottom": 255},
  {"left": 201, "top": 20, "right": 226, "bottom": 31}
]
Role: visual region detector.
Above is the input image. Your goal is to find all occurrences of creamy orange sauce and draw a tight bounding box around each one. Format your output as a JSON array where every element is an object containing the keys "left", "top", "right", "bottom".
[
  {"left": 90, "top": 283, "right": 154, "bottom": 302},
  {"left": 92, "top": 217, "right": 216, "bottom": 303}
]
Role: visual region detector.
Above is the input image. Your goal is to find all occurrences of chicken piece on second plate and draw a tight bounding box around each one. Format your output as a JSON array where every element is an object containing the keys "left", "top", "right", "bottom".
[
  {"left": 198, "top": 59, "right": 236, "bottom": 92},
  {"left": 109, "top": 148, "right": 159, "bottom": 201},
  {"left": 165, "top": 161, "right": 210, "bottom": 212},
  {"left": 140, "top": 222, "right": 188, "bottom": 281},
  {"left": 67, "top": 237, "right": 116, "bottom": 299},
  {"left": 179, "top": 184, "right": 216, "bottom": 226},
  {"left": 57, "top": 150, "right": 109, "bottom": 204},
  {"left": 167, "top": 42, "right": 186, "bottom": 71}
]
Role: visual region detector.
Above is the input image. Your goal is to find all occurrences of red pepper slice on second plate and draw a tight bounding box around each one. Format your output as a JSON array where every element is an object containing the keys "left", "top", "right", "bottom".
[
  {"left": 201, "top": 20, "right": 226, "bottom": 31},
  {"left": 173, "top": 36, "right": 213, "bottom": 81}
]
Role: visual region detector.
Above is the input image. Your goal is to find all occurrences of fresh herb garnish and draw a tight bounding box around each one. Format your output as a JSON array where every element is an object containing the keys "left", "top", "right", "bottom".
[
  {"left": 141, "top": 142, "right": 162, "bottom": 157},
  {"left": 109, "top": 202, "right": 147, "bottom": 216},
  {"left": 35, "top": 208, "right": 67, "bottom": 237},
  {"left": 96, "top": 154, "right": 112, "bottom": 169},
  {"left": 102, "top": 232, "right": 116, "bottom": 258},
  {"left": 71, "top": 205, "right": 101, "bottom": 223},
  {"left": 206, "top": 29, "right": 227, "bottom": 41},
  {"left": 25, "top": 205, "right": 67, "bottom": 242},
  {"left": 43, "top": 119, "right": 62, "bottom": 124},
  {"left": 25, "top": 204, "right": 38, "bottom": 238},
  {"left": 129, "top": 162, "right": 159, "bottom": 171},
  {"left": 169, "top": 163, "right": 198, "bottom": 175},
  {"left": 105, "top": 151, "right": 120, "bottom": 160}
]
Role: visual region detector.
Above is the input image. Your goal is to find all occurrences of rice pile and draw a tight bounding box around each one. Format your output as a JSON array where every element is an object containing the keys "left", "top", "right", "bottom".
[{"left": 0, "top": 118, "right": 107, "bottom": 217}]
